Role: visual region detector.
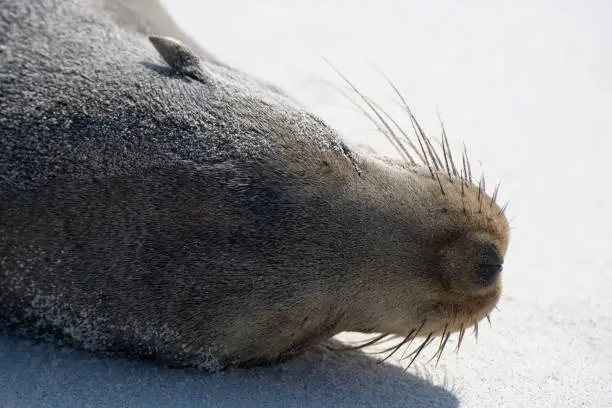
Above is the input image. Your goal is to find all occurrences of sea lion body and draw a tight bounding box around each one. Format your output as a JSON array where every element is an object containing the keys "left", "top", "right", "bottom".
[{"left": 0, "top": 0, "right": 510, "bottom": 370}]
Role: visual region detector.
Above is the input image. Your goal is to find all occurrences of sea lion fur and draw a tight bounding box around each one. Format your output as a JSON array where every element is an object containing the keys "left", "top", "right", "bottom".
[{"left": 0, "top": 0, "right": 511, "bottom": 370}]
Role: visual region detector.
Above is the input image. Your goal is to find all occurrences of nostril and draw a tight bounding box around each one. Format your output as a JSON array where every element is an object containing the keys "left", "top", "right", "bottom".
[
  {"left": 476, "top": 263, "right": 503, "bottom": 287},
  {"left": 476, "top": 244, "right": 504, "bottom": 287}
]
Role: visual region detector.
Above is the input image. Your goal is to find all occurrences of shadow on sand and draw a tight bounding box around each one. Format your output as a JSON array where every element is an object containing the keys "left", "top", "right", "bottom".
[{"left": 0, "top": 333, "right": 459, "bottom": 408}]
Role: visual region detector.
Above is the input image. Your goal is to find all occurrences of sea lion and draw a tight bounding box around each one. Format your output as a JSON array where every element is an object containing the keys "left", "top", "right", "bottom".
[{"left": 0, "top": 0, "right": 510, "bottom": 371}]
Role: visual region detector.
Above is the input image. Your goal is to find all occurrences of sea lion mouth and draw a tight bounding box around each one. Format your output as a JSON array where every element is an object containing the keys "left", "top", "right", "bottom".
[
  {"left": 434, "top": 286, "right": 501, "bottom": 335},
  {"left": 339, "top": 288, "right": 501, "bottom": 368},
  {"left": 409, "top": 290, "right": 501, "bottom": 364}
]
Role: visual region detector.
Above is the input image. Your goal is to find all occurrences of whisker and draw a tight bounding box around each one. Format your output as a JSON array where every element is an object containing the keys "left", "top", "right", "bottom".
[
  {"left": 411, "top": 120, "right": 436, "bottom": 179},
  {"left": 379, "top": 339, "right": 408, "bottom": 361},
  {"left": 461, "top": 150, "right": 469, "bottom": 186},
  {"left": 321, "top": 61, "right": 512, "bottom": 232},
  {"left": 435, "top": 173, "right": 446, "bottom": 195},
  {"left": 456, "top": 325, "right": 465, "bottom": 354},
  {"left": 478, "top": 176, "right": 484, "bottom": 211},
  {"left": 381, "top": 333, "right": 414, "bottom": 363},
  {"left": 364, "top": 334, "right": 405, "bottom": 354},
  {"left": 463, "top": 143, "right": 473, "bottom": 184},
  {"left": 365, "top": 96, "right": 426, "bottom": 163},
  {"left": 369, "top": 65, "right": 438, "bottom": 180},
  {"left": 322, "top": 59, "right": 415, "bottom": 165},
  {"left": 391, "top": 319, "right": 427, "bottom": 362},
  {"left": 481, "top": 173, "right": 487, "bottom": 195},
  {"left": 438, "top": 111, "right": 459, "bottom": 178},
  {"left": 473, "top": 321, "right": 479, "bottom": 343},
  {"left": 418, "top": 125, "right": 444, "bottom": 172},
  {"left": 440, "top": 132, "right": 453, "bottom": 181},
  {"left": 417, "top": 129, "right": 447, "bottom": 194},
  {"left": 317, "top": 76, "right": 410, "bottom": 162},
  {"left": 406, "top": 117, "right": 446, "bottom": 195},
  {"left": 499, "top": 200, "right": 510, "bottom": 216},
  {"left": 435, "top": 330, "right": 452, "bottom": 366},
  {"left": 373, "top": 337, "right": 410, "bottom": 355},
  {"left": 486, "top": 314, "right": 492, "bottom": 328},
  {"left": 460, "top": 167, "right": 466, "bottom": 212},
  {"left": 364, "top": 98, "right": 418, "bottom": 164},
  {"left": 334, "top": 333, "right": 393, "bottom": 351},
  {"left": 491, "top": 182, "right": 501, "bottom": 207},
  {"left": 403, "top": 332, "right": 434, "bottom": 370},
  {"left": 426, "top": 324, "right": 450, "bottom": 366}
]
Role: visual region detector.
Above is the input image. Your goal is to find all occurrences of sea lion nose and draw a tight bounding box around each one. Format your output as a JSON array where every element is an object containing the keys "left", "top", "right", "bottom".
[{"left": 476, "top": 244, "right": 503, "bottom": 287}]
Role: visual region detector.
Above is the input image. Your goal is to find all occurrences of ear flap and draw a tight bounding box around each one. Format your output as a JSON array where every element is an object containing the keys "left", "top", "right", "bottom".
[{"left": 148, "top": 35, "right": 208, "bottom": 82}]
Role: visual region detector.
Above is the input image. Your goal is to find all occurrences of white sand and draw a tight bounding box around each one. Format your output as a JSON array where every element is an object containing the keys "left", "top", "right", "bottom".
[{"left": 2, "top": 0, "right": 610, "bottom": 406}]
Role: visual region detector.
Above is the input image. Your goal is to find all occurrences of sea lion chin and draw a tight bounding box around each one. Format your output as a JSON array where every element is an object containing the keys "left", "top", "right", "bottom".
[{"left": 0, "top": 0, "right": 510, "bottom": 371}]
